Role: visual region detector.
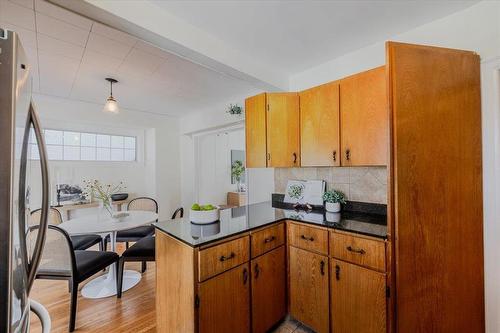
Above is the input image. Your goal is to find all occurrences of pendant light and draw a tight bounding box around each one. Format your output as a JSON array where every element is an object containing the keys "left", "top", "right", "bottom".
[{"left": 103, "top": 78, "right": 119, "bottom": 114}]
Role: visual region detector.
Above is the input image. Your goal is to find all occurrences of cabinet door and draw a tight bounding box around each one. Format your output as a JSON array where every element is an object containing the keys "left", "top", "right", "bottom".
[
  {"left": 331, "top": 259, "right": 386, "bottom": 333},
  {"left": 245, "top": 93, "right": 267, "bottom": 168},
  {"left": 300, "top": 82, "right": 340, "bottom": 166},
  {"left": 199, "top": 263, "right": 250, "bottom": 333},
  {"left": 251, "top": 246, "right": 286, "bottom": 333},
  {"left": 289, "top": 246, "right": 329, "bottom": 333},
  {"left": 340, "top": 66, "right": 388, "bottom": 166},
  {"left": 267, "top": 93, "right": 300, "bottom": 167}
]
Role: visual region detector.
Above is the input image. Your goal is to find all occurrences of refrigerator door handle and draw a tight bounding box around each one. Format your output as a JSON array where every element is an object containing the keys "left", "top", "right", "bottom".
[
  {"left": 25, "top": 101, "right": 50, "bottom": 293},
  {"left": 30, "top": 299, "right": 51, "bottom": 333}
]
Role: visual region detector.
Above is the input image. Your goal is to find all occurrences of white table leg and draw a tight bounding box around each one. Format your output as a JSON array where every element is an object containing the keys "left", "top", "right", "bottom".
[{"left": 81, "top": 231, "right": 142, "bottom": 299}]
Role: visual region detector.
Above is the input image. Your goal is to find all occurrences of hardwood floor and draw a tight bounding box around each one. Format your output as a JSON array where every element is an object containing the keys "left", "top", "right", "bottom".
[
  {"left": 29, "top": 244, "right": 156, "bottom": 333},
  {"left": 29, "top": 244, "right": 312, "bottom": 333}
]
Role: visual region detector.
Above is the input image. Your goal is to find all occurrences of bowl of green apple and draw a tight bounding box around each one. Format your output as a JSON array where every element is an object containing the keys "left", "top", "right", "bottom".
[{"left": 189, "top": 203, "right": 219, "bottom": 224}]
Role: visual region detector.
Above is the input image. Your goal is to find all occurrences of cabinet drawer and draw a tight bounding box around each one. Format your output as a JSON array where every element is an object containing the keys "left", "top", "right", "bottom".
[
  {"left": 198, "top": 236, "right": 250, "bottom": 281},
  {"left": 251, "top": 223, "right": 285, "bottom": 258},
  {"left": 330, "top": 232, "right": 385, "bottom": 271},
  {"left": 288, "top": 222, "right": 328, "bottom": 255}
]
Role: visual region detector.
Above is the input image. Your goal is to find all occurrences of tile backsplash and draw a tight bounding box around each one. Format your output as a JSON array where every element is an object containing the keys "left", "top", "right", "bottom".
[{"left": 274, "top": 167, "right": 387, "bottom": 204}]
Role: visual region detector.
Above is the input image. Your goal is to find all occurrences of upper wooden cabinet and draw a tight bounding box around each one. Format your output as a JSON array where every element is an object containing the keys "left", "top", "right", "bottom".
[
  {"left": 340, "top": 66, "right": 388, "bottom": 166},
  {"left": 300, "top": 81, "right": 340, "bottom": 167},
  {"left": 245, "top": 93, "right": 267, "bottom": 168},
  {"left": 267, "top": 93, "right": 300, "bottom": 167}
]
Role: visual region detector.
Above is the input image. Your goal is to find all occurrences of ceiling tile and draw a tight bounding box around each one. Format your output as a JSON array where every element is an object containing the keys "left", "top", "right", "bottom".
[
  {"left": 35, "top": 12, "right": 89, "bottom": 47},
  {"left": 134, "top": 40, "right": 171, "bottom": 59},
  {"left": 91, "top": 22, "right": 137, "bottom": 46},
  {"left": 117, "top": 48, "right": 164, "bottom": 78},
  {"left": 0, "top": 21, "right": 37, "bottom": 48},
  {"left": 34, "top": 0, "right": 92, "bottom": 30},
  {"left": 86, "top": 32, "right": 133, "bottom": 60},
  {"left": 37, "top": 33, "right": 84, "bottom": 60},
  {"left": 80, "top": 49, "right": 122, "bottom": 73},
  {"left": 38, "top": 51, "right": 80, "bottom": 97},
  {"left": 0, "top": 1, "right": 35, "bottom": 31},
  {"left": 9, "top": 0, "right": 34, "bottom": 9}
]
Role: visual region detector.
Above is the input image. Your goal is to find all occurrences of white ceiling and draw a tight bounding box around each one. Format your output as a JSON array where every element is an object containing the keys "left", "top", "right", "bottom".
[
  {"left": 0, "top": 0, "right": 260, "bottom": 116},
  {"left": 151, "top": 0, "right": 479, "bottom": 73}
]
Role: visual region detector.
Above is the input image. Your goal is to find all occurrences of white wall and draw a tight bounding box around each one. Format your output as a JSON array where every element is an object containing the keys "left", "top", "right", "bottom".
[
  {"left": 290, "top": 1, "right": 500, "bottom": 90},
  {"left": 288, "top": 2, "right": 500, "bottom": 331},
  {"left": 31, "top": 94, "right": 181, "bottom": 221}
]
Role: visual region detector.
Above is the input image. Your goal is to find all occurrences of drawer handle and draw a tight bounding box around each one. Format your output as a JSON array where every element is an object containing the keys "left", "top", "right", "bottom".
[
  {"left": 332, "top": 150, "right": 337, "bottom": 162},
  {"left": 243, "top": 267, "right": 248, "bottom": 285},
  {"left": 219, "top": 252, "right": 236, "bottom": 262},
  {"left": 254, "top": 263, "right": 260, "bottom": 279},
  {"left": 301, "top": 234, "right": 314, "bottom": 242},
  {"left": 264, "top": 236, "right": 275, "bottom": 243},
  {"left": 293, "top": 152, "right": 297, "bottom": 164},
  {"left": 346, "top": 246, "right": 366, "bottom": 255},
  {"left": 320, "top": 260, "right": 325, "bottom": 276},
  {"left": 335, "top": 264, "right": 340, "bottom": 280}
]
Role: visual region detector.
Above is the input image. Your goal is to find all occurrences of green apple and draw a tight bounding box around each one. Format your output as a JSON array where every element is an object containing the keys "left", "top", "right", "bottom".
[{"left": 191, "top": 203, "right": 201, "bottom": 211}]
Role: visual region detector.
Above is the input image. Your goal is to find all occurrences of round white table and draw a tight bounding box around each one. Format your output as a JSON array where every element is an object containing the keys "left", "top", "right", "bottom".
[{"left": 59, "top": 210, "right": 158, "bottom": 299}]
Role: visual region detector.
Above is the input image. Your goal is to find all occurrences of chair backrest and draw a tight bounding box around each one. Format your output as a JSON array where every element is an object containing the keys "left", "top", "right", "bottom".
[
  {"left": 30, "top": 207, "right": 63, "bottom": 226},
  {"left": 127, "top": 197, "right": 158, "bottom": 213},
  {"left": 171, "top": 207, "right": 184, "bottom": 219},
  {"left": 27, "top": 225, "right": 75, "bottom": 277}
]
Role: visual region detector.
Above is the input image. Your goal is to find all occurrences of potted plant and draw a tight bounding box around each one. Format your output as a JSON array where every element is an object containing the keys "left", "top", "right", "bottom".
[
  {"left": 231, "top": 160, "right": 245, "bottom": 192},
  {"left": 226, "top": 103, "right": 243, "bottom": 116},
  {"left": 323, "top": 189, "right": 346, "bottom": 213}
]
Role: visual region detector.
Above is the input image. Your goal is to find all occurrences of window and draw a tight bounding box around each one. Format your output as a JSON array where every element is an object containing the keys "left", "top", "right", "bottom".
[{"left": 27, "top": 128, "right": 136, "bottom": 161}]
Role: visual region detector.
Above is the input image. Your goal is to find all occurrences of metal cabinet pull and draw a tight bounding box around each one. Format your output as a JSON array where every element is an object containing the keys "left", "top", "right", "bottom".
[
  {"left": 333, "top": 150, "right": 337, "bottom": 162},
  {"left": 335, "top": 264, "right": 340, "bottom": 280},
  {"left": 243, "top": 268, "right": 248, "bottom": 284},
  {"left": 219, "top": 252, "right": 235, "bottom": 262},
  {"left": 264, "top": 236, "right": 275, "bottom": 243},
  {"left": 345, "top": 149, "right": 350, "bottom": 161},
  {"left": 293, "top": 152, "right": 297, "bottom": 164},
  {"left": 346, "top": 246, "right": 366, "bottom": 255},
  {"left": 300, "top": 234, "right": 314, "bottom": 242},
  {"left": 254, "top": 263, "right": 260, "bottom": 279},
  {"left": 320, "top": 261, "right": 325, "bottom": 276}
]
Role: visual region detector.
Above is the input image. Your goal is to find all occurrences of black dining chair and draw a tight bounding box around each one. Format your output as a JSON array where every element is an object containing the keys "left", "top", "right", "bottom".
[
  {"left": 28, "top": 225, "right": 119, "bottom": 332},
  {"left": 31, "top": 208, "right": 104, "bottom": 251},
  {"left": 104, "top": 197, "right": 158, "bottom": 250},
  {"left": 117, "top": 207, "right": 184, "bottom": 298}
]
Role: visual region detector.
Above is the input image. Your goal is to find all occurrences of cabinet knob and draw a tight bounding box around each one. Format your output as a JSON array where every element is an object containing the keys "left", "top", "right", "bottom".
[
  {"left": 243, "top": 268, "right": 248, "bottom": 285},
  {"left": 332, "top": 150, "right": 337, "bottom": 162},
  {"left": 293, "top": 152, "right": 297, "bottom": 164},
  {"left": 219, "top": 252, "right": 235, "bottom": 262},
  {"left": 254, "top": 263, "right": 260, "bottom": 279},
  {"left": 320, "top": 260, "right": 325, "bottom": 276},
  {"left": 335, "top": 264, "right": 340, "bottom": 280},
  {"left": 345, "top": 149, "right": 350, "bottom": 161}
]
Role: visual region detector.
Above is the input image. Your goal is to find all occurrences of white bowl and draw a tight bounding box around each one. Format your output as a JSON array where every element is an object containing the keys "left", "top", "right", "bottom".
[{"left": 190, "top": 208, "right": 220, "bottom": 224}]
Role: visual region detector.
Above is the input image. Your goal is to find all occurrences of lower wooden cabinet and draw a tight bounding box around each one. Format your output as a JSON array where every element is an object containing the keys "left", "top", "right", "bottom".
[
  {"left": 289, "top": 246, "right": 329, "bottom": 333},
  {"left": 251, "top": 246, "right": 287, "bottom": 333},
  {"left": 330, "top": 259, "right": 386, "bottom": 333},
  {"left": 198, "top": 263, "right": 251, "bottom": 333}
]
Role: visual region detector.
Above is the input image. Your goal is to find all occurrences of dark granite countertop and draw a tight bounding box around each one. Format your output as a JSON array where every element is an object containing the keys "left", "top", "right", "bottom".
[{"left": 154, "top": 200, "right": 387, "bottom": 247}]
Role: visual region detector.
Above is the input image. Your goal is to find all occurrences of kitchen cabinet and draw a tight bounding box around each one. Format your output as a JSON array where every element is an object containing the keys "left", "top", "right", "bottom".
[
  {"left": 266, "top": 93, "right": 300, "bottom": 167},
  {"left": 331, "top": 259, "right": 386, "bottom": 333},
  {"left": 245, "top": 93, "right": 267, "bottom": 168},
  {"left": 251, "top": 246, "right": 286, "bottom": 333},
  {"left": 289, "top": 246, "right": 329, "bottom": 333},
  {"left": 340, "top": 66, "right": 388, "bottom": 166},
  {"left": 198, "top": 263, "right": 251, "bottom": 333},
  {"left": 299, "top": 81, "right": 340, "bottom": 166}
]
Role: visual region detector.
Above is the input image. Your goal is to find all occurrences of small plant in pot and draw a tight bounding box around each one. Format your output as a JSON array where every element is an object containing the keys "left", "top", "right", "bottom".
[{"left": 323, "top": 190, "right": 346, "bottom": 213}]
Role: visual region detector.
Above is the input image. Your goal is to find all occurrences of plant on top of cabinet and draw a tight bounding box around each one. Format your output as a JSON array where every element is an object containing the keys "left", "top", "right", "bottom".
[
  {"left": 340, "top": 66, "right": 388, "bottom": 166},
  {"left": 300, "top": 81, "right": 340, "bottom": 167},
  {"left": 227, "top": 103, "right": 243, "bottom": 115}
]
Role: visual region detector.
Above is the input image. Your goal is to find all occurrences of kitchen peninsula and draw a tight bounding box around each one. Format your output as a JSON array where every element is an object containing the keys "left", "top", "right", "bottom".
[{"left": 155, "top": 200, "right": 388, "bottom": 333}]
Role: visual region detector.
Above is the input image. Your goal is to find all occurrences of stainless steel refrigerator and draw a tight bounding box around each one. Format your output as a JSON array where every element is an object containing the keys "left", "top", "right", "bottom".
[{"left": 0, "top": 29, "right": 51, "bottom": 332}]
